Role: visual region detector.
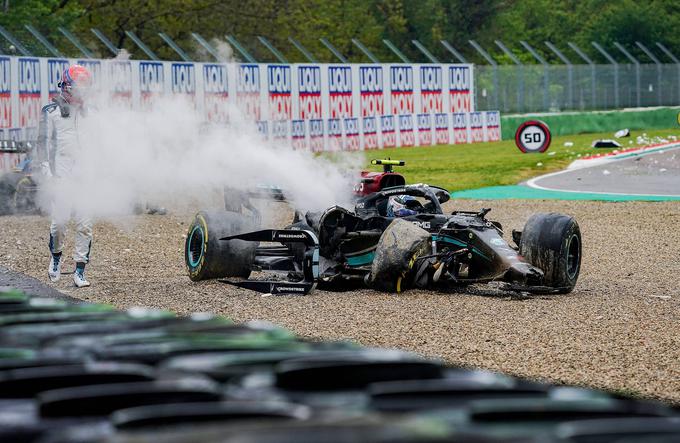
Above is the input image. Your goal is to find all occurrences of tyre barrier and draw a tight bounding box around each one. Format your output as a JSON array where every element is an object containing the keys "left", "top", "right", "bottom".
[{"left": 0, "top": 288, "right": 679, "bottom": 442}]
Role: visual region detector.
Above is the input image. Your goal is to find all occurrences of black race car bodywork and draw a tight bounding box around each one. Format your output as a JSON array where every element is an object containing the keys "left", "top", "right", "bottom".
[{"left": 185, "top": 184, "right": 582, "bottom": 296}]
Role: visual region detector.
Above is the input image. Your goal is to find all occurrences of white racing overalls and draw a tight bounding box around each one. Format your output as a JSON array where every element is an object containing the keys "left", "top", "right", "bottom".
[{"left": 37, "top": 97, "right": 92, "bottom": 264}]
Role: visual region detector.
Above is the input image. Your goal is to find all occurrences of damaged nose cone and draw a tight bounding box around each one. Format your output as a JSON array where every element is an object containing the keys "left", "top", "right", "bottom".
[{"left": 504, "top": 262, "right": 544, "bottom": 286}]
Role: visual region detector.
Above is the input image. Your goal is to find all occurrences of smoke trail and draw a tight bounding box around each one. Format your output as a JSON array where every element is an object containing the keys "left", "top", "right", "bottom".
[{"left": 38, "top": 91, "right": 362, "bottom": 222}]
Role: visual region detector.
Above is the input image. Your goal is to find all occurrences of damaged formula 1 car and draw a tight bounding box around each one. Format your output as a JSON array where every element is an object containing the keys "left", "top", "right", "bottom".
[{"left": 185, "top": 184, "right": 581, "bottom": 296}]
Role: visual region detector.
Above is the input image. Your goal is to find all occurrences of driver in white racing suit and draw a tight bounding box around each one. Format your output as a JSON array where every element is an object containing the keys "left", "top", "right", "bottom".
[{"left": 38, "top": 65, "right": 93, "bottom": 287}]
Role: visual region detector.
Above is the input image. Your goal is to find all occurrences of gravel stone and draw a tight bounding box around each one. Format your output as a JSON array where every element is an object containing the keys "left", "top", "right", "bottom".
[{"left": 0, "top": 199, "right": 678, "bottom": 403}]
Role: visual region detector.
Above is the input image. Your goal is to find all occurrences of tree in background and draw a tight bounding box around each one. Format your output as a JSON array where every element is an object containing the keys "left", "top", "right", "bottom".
[{"left": 0, "top": 0, "right": 678, "bottom": 63}]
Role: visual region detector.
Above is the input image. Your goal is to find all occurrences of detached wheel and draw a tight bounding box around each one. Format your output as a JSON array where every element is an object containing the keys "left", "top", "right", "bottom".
[
  {"left": 368, "top": 219, "right": 431, "bottom": 293},
  {"left": 0, "top": 180, "right": 14, "bottom": 216},
  {"left": 185, "top": 210, "right": 257, "bottom": 281},
  {"left": 13, "top": 176, "right": 36, "bottom": 213},
  {"left": 519, "top": 213, "right": 581, "bottom": 294}
]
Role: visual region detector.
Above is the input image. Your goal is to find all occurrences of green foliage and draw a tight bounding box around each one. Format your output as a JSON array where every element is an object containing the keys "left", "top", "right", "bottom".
[
  {"left": 0, "top": 0, "right": 678, "bottom": 62},
  {"left": 347, "top": 128, "right": 680, "bottom": 192}
]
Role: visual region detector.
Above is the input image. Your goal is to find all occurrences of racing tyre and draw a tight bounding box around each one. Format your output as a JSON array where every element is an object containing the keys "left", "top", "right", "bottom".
[
  {"left": 185, "top": 210, "right": 257, "bottom": 281},
  {"left": 519, "top": 213, "right": 581, "bottom": 294},
  {"left": 13, "top": 176, "right": 36, "bottom": 213},
  {"left": 368, "top": 219, "right": 432, "bottom": 293},
  {"left": 0, "top": 178, "right": 15, "bottom": 216}
]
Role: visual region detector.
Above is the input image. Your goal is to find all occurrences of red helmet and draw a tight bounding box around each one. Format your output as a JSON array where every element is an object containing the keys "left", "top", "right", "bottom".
[{"left": 59, "top": 65, "right": 92, "bottom": 103}]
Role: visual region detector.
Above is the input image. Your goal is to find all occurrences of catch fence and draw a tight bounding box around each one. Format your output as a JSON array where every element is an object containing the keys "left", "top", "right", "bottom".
[{"left": 475, "top": 64, "right": 680, "bottom": 113}]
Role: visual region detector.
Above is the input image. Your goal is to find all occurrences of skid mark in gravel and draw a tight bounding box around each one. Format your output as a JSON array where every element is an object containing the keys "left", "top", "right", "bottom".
[{"left": 0, "top": 200, "right": 678, "bottom": 403}]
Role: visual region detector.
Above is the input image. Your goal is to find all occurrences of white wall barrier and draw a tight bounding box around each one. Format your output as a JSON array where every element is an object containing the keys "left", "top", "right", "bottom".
[{"left": 0, "top": 56, "right": 501, "bottom": 150}]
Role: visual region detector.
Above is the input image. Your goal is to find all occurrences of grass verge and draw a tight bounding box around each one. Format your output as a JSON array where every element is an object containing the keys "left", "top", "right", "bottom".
[{"left": 345, "top": 128, "right": 680, "bottom": 192}]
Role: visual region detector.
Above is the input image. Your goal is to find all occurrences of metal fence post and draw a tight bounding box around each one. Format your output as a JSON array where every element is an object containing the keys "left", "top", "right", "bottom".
[
  {"left": 382, "top": 39, "right": 410, "bottom": 63},
  {"left": 592, "top": 42, "right": 618, "bottom": 108},
  {"left": 412, "top": 40, "right": 439, "bottom": 63},
  {"left": 568, "top": 42, "right": 596, "bottom": 109},
  {"left": 191, "top": 33, "right": 220, "bottom": 61},
  {"left": 90, "top": 28, "right": 119, "bottom": 56},
  {"left": 656, "top": 42, "right": 680, "bottom": 104},
  {"left": 289, "top": 37, "right": 318, "bottom": 63},
  {"left": 495, "top": 40, "right": 523, "bottom": 112},
  {"left": 320, "top": 38, "right": 348, "bottom": 63},
  {"left": 24, "top": 24, "right": 64, "bottom": 58},
  {"left": 225, "top": 35, "right": 257, "bottom": 63},
  {"left": 545, "top": 41, "right": 573, "bottom": 110},
  {"left": 58, "top": 27, "right": 94, "bottom": 58},
  {"left": 440, "top": 40, "right": 467, "bottom": 63},
  {"left": 159, "top": 32, "right": 192, "bottom": 61},
  {"left": 257, "top": 36, "right": 288, "bottom": 63},
  {"left": 469, "top": 40, "right": 499, "bottom": 110},
  {"left": 636, "top": 42, "right": 662, "bottom": 105},
  {"left": 520, "top": 41, "right": 549, "bottom": 111},
  {"left": 614, "top": 42, "right": 640, "bottom": 107},
  {"left": 0, "top": 25, "right": 32, "bottom": 56},
  {"left": 125, "top": 30, "right": 159, "bottom": 60},
  {"left": 352, "top": 39, "right": 380, "bottom": 63}
]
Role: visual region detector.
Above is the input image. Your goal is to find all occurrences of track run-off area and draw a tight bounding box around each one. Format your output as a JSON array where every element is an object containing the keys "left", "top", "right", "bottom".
[{"left": 0, "top": 131, "right": 679, "bottom": 404}]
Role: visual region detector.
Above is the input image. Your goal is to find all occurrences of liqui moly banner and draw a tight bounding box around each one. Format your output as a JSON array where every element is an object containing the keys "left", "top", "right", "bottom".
[
  {"left": 390, "top": 66, "right": 413, "bottom": 115},
  {"left": 271, "top": 119, "right": 289, "bottom": 142},
  {"left": 419, "top": 66, "right": 443, "bottom": 113},
  {"left": 268, "top": 65, "right": 291, "bottom": 120},
  {"left": 417, "top": 113, "right": 433, "bottom": 146},
  {"left": 328, "top": 66, "right": 352, "bottom": 118},
  {"left": 359, "top": 66, "right": 383, "bottom": 117},
  {"left": 453, "top": 113, "right": 469, "bottom": 144},
  {"left": 171, "top": 63, "right": 195, "bottom": 95},
  {"left": 484, "top": 111, "right": 501, "bottom": 142},
  {"left": 381, "top": 115, "right": 396, "bottom": 148},
  {"left": 1, "top": 57, "right": 498, "bottom": 151},
  {"left": 298, "top": 65, "right": 321, "bottom": 119},
  {"left": 309, "top": 119, "right": 324, "bottom": 152},
  {"left": 237, "top": 64, "right": 261, "bottom": 121},
  {"left": 449, "top": 65, "right": 473, "bottom": 112},
  {"left": 291, "top": 119, "right": 306, "bottom": 150},
  {"left": 327, "top": 118, "right": 342, "bottom": 150},
  {"left": 256, "top": 120, "right": 268, "bottom": 139},
  {"left": 0, "top": 57, "right": 11, "bottom": 128},
  {"left": 434, "top": 113, "right": 450, "bottom": 145},
  {"left": 18, "top": 58, "right": 41, "bottom": 128},
  {"left": 470, "top": 111, "right": 484, "bottom": 143},
  {"left": 344, "top": 117, "right": 360, "bottom": 151},
  {"left": 203, "top": 63, "right": 228, "bottom": 123},
  {"left": 139, "top": 61, "right": 164, "bottom": 107},
  {"left": 362, "top": 117, "right": 378, "bottom": 149},
  {"left": 110, "top": 61, "right": 132, "bottom": 105},
  {"left": 47, "top": 59, "right": 69, "bottom": 100},
  {"left": 398, "top": 114, "right": 415, "bottom": 147}
]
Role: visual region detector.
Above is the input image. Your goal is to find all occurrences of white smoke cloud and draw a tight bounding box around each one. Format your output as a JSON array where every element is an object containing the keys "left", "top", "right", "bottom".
[{"left": 39, "top": 92, "right": 362, "bottom": 223}]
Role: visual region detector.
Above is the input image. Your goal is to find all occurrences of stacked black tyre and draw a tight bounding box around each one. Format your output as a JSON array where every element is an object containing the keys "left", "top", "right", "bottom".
[
  {"left": 185, "top": 210, "right": 257, "bottom": 281},
  {"left": 0, "top": 287, "right": 678, "bottom": 442}
]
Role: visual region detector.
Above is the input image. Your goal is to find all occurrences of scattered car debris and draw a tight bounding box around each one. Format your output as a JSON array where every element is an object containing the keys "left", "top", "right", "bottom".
[
  {"left": 592, "top": 139, "right": 622, "bottom": 148},
  {"left": 614, "top": 128, "right": 630, "bottom": 138}
]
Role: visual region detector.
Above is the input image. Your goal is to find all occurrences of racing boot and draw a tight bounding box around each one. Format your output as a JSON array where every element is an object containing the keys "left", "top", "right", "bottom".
[
  {"left": 48, "top": 253, "right": 62, "bottom": 282},
  {"left": 73, "top": 263, "right": 90, "bottom": 288}
]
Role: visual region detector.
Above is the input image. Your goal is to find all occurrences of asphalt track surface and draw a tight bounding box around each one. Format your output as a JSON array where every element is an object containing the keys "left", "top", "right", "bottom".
[{"left": 527, "top": 146, "right": 680, "bottom": 197}]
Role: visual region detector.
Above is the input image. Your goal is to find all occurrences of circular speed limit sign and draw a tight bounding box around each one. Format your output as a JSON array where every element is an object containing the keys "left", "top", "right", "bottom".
[{"left": 515, "top": 120, "right": 552, "bottom": 153}]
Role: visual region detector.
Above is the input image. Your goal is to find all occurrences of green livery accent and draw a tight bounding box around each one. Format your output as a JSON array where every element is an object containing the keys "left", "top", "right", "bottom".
[
  {"left": 432, "top": 235, "right": 491, "bottom": 261},
  {"left": 346, "top": 251, "right": 375, "bottom": 266}
]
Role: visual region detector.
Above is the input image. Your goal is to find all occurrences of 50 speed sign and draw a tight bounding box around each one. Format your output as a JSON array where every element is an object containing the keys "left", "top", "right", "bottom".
[{"left": 515, "top": 120, "right": 552, "bottom": 153}]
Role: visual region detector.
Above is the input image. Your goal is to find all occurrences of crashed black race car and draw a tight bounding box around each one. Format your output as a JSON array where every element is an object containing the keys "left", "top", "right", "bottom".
[{"left": 185, "top": 184, "right": 581, "bottom": 295}]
